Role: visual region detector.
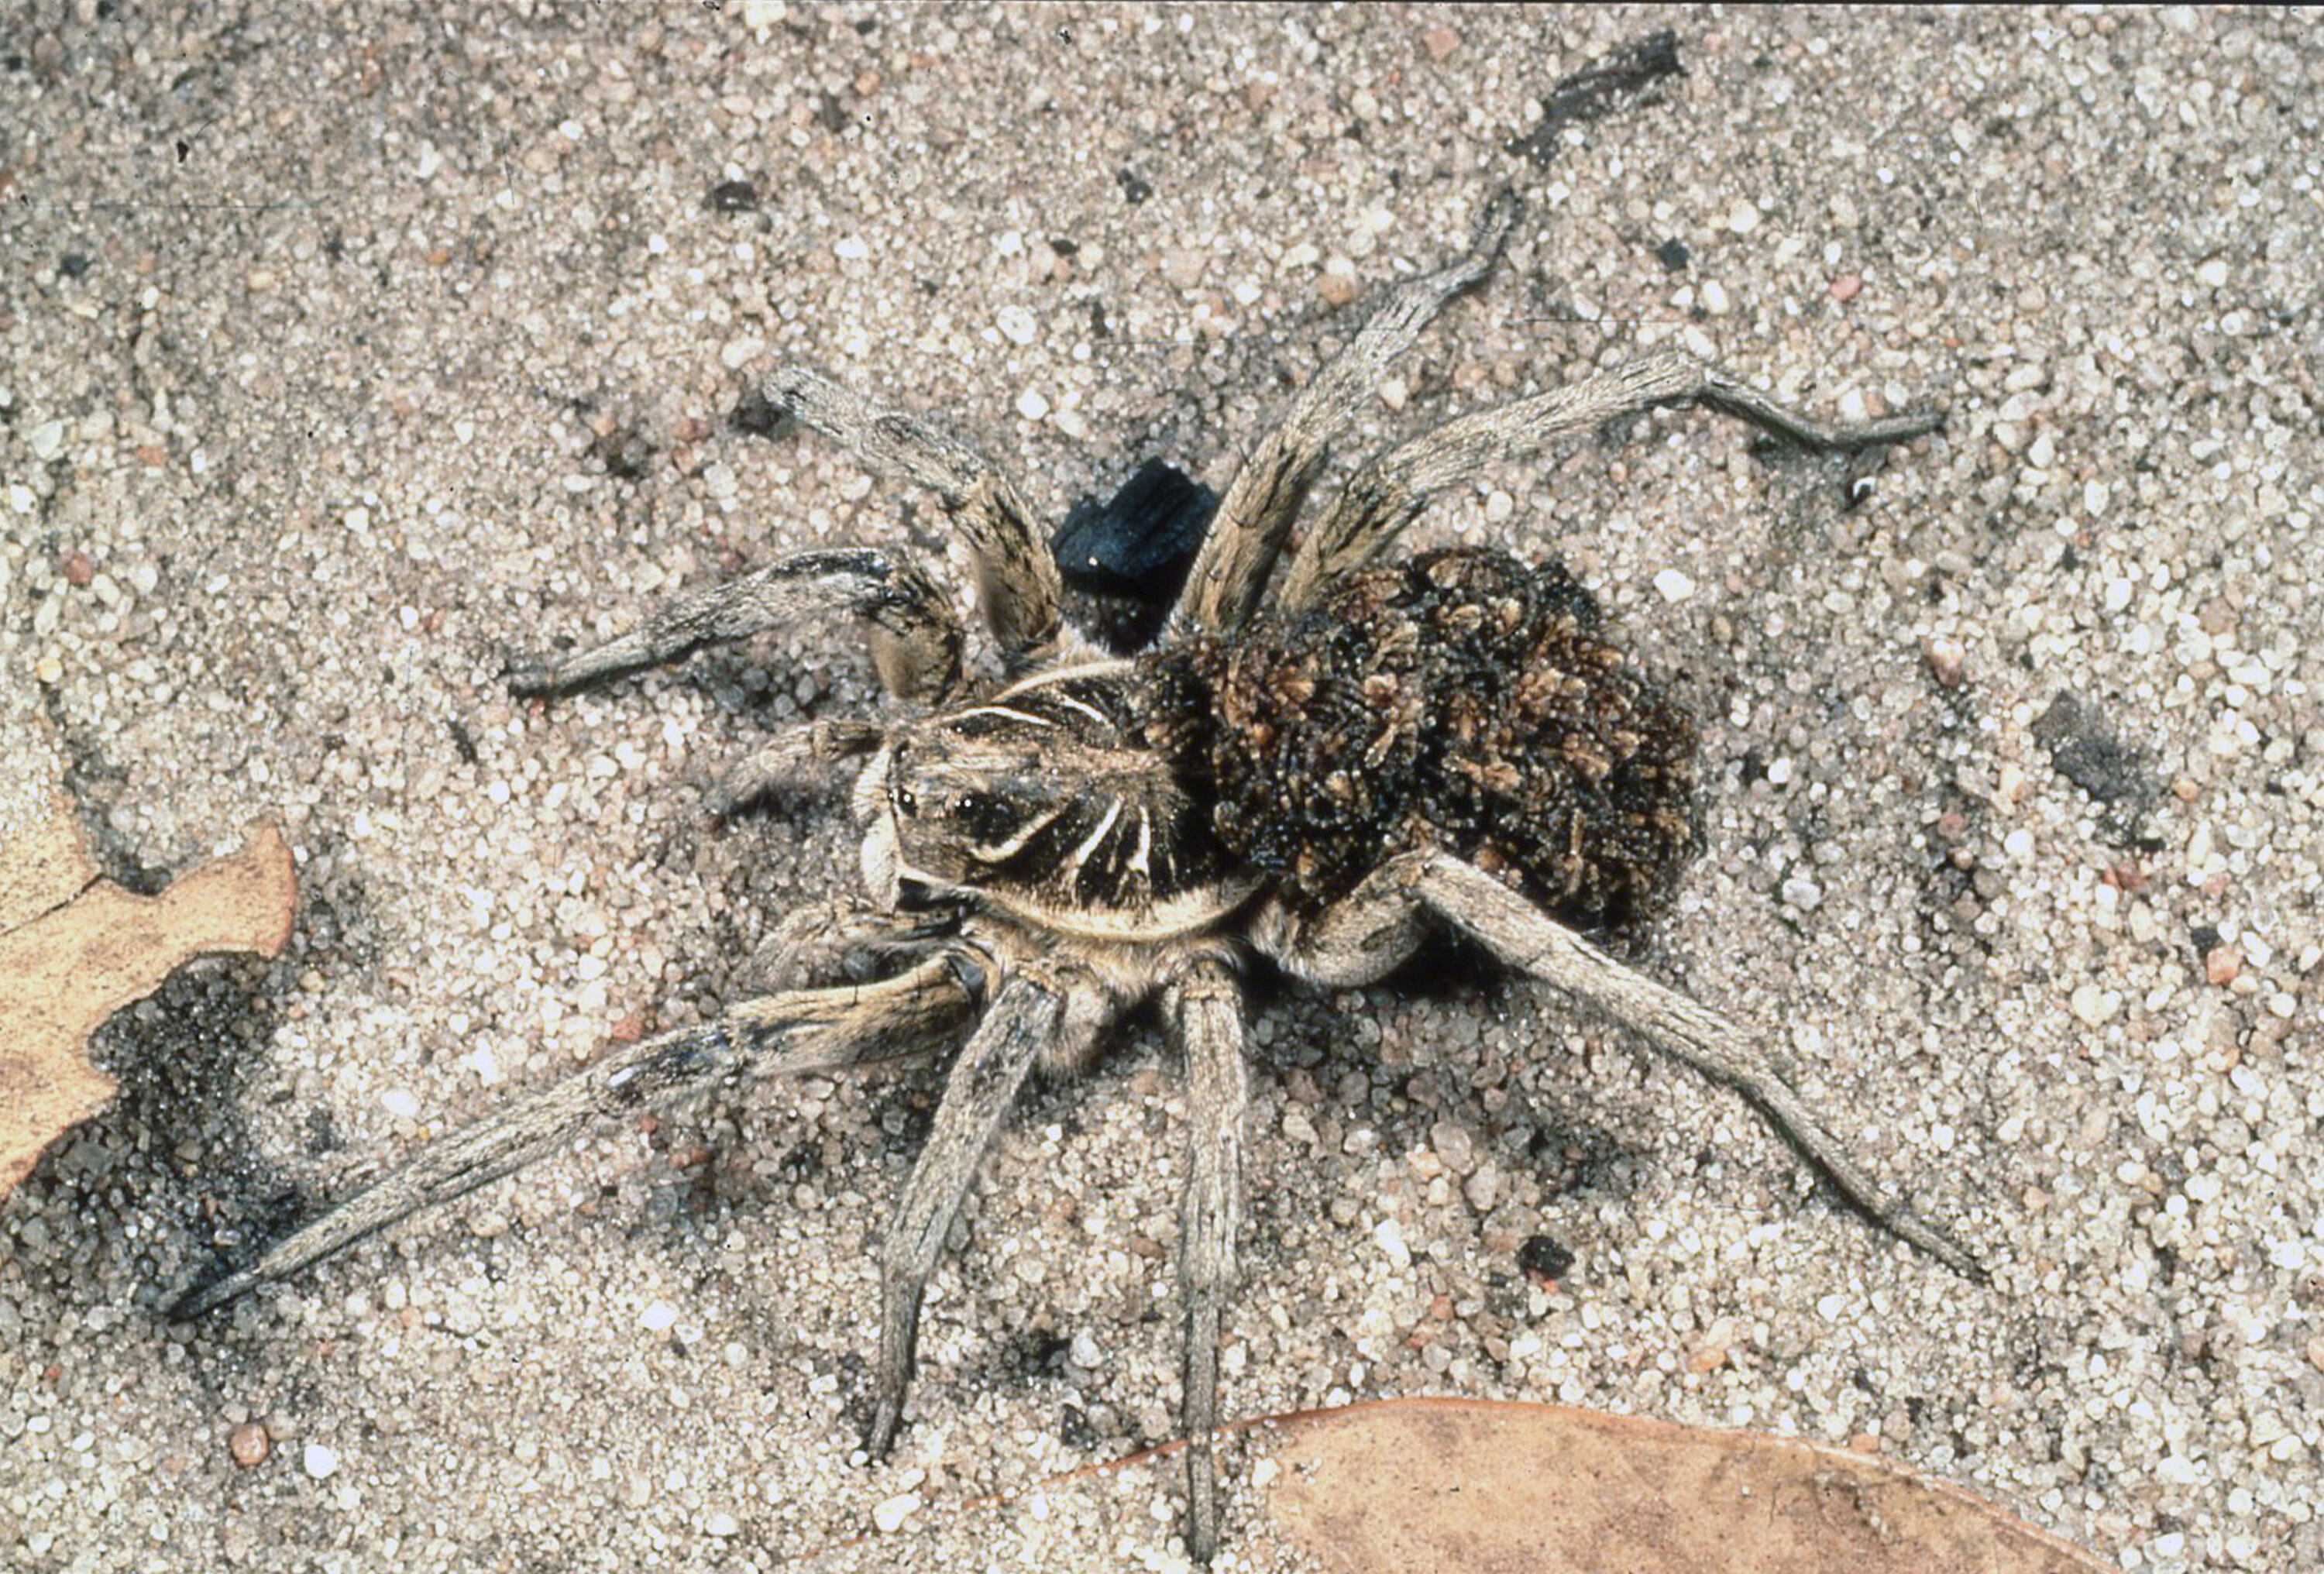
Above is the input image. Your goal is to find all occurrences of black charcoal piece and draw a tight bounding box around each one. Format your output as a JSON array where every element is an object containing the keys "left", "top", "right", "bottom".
[{"left": 1052, "top": 458, "right": 1217, "bottom": 651}]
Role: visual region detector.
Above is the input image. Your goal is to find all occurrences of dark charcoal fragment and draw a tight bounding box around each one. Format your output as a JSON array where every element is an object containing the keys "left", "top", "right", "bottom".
[
  {"left": 705, "top": 178, "right": 760, "bottom": 213},
  {"left": 2032, "top": 690, "right": 2156, "bottom": 840},
  {"left": 1518, "top": 1234, "right": 1576, "bottom": 1281},
  {"left": 1507, "top": 30, "right": 1685, "bottom": 168},
  {"left": 1053, "top": 458, "right": 1218, "bottom": 652},
  {"left": 729, "top": 387, "right": 794, "bottom": 440},
  {"left": 1655, "top": 238, "right": 1690, "bottom": 271}
]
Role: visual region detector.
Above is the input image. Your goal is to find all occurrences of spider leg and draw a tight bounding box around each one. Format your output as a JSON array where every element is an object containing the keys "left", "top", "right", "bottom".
[
  {"left": 867, "top": 969, "right": 1109, "bottom": 1456},
  {"left": 1247, "top": 878, "right": 1431, "bottom": 991},
  {"left": 741, "top": 895, "right": 960, "bottom": 992},
  {"left": 169, "top": 951, "right": 984, "bottom": 1321},
  {"left": 507, "top": 546, "right": 963, "bottom": 704},
  {"left": 1167, "top": 955, "right": 1249, "bottom": 1565},
  {"left": 1280, "top": 349, "right": 1945, "bottom": 610},
  {"left": 1260, "top": 852, "right": 1981, "bottom": 1279},
  {"left": 766, "top": 366, "right": 1063, "bottom": 667},
  {"left": 709, "top": 717, "right": 885, "bottom": 818},
  {"left": 1172, "top": 189, "right": 1519, "bottom": 637}
]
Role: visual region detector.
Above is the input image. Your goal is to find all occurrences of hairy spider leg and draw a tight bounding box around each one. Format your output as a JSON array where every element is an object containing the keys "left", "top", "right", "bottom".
[
  {"left": 865, "top": 967, "right": 1110, "bottom": 1456},
  {"left": 741, "top": 898, "right": 968, "bottom": 993},
  {"left": 1257, "top": 851, "right": 1982, "bottom": 1280},
  {"left": 768, "top": 366, "right": 1064, "bottom": 666},
  {"left": 1167, "top": 956, "right": 1250, "bottom": 1564},
  {"left": 506, "top": 545, "right": 964, "bottom": 704},
  {"left": 1280, "top": 349, "right": 1947, "bottom": 610},
  {"left": 1172, "top": 189, "right": 1520, "bottom": 638},
  {"left": 168, "top": 954, "right": 983, "bottom": 1321}
]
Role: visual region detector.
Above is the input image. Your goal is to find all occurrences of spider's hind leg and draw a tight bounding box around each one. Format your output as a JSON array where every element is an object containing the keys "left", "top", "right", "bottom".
[
  {"left": 1166, "top": 955, "right": 1250, "bottom": 1564},
  {"left": 507, "top": 546, "right": 963, "bottom": 704},
  {"left": 168, "top": 954, "right": 984, "bottom": 1322},
  {"left": 1258, "top": 852, "right": 1979, "bottom": 1279}
]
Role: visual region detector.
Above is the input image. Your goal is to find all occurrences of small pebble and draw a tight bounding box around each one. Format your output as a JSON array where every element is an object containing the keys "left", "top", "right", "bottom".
[
  {"left": 229, "top": 1421, "right": 270, "bottom": 1468},
  {"left": 641, "top": 1301, "right": 679, "bottom": 1332},
  {"left": 2205, "top": 946, "right": 2241, "bottom": 986},
  {"left": 873, "top": 1492, "right": 921, "bottom": 1532},
  {"left": 60, "top": 551, "right": 95, "bottom": 586},
  {"left": 1652, "top": 568, "right": 1696, "bottom": 603},
  {"left": 993, "top": 304, "right": 1037, "bottom": 346},
  {"left": 1421, "top": 26, "right": 1459, "bottom": 60},
  {"left": 1160, "top": 247, "right": 1208, "bottom": 290},
  {"left": 2071, "top": 984, "right": 2121, "bottom": 1027},
  {"left": 1829, "top": 272, "right": 1863, "bottom": 302},
  {"left": 703, "top": 1510, "right": 740, "bottom": 1538},
  {"left": 302, "top": 1442, "right": 339, "bottom": 1479}
]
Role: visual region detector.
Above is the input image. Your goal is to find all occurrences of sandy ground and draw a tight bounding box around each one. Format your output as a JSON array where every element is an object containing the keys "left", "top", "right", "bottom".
[{"left": 2, "top": 5, "right": 2319, "bottom": 1572}]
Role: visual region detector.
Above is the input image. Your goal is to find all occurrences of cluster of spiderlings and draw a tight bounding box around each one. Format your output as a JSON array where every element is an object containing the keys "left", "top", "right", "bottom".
[{"left": 1141, "top": 548, "right": 1702, "bottom": 926}]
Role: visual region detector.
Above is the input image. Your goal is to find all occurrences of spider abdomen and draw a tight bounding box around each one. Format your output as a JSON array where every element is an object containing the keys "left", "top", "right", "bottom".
[{"left": 1143, "top": 547, "right": 1702, "bottom": 926}]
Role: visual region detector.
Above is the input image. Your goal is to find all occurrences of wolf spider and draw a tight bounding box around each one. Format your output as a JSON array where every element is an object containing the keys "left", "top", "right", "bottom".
[{"left": 175, "top": 190, "right": 1975, "bottom": 1560}]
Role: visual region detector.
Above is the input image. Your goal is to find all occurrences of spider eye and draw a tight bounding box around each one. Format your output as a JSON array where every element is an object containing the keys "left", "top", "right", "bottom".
[
  {"left": 894, "top": 785, "right": 917, "bottom": 816},
  {"left": 949, "top": 791, "right": 1021, "bottom": 843}
]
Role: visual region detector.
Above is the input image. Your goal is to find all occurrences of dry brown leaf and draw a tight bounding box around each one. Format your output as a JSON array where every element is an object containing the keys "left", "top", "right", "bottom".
[
  {"left": 1263, "top": 1397, "right": 2121, "bottom": 1574},
  {"left": 786, "top": 1396, "right": 2117, "bottom": 1571},
  {"left": 0, "top": 790, "right": 101, "bottom": 934},
  {"left": 0, "top": 803, "right": 297, "bottom": 1202}
]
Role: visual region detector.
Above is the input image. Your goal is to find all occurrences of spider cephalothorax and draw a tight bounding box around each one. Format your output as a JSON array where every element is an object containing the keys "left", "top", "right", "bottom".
[
  {"left": 174, "top": 188, "right": 1976, "bottom": 1561},
  {"left": 864, "top": 665, "right": 1253, "bottom": 943}
]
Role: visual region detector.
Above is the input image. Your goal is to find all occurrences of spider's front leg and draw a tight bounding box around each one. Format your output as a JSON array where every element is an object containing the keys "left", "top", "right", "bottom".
[
  {"left": 1173, "top": 189, "right": 1520, "bottom": 637},
  {"left": 766, "top": 366, "right": 1064, "bottom": 667},
  {"left": 1280, "top": 349, "right": 1945, "bottom": 610},
  {"left": 741, "top": 895, "right": 963, "bottom": 992},
  {"left": 168, "top": 953, "right": 982, "bottom": 1321},
  {"left": 1257, "top": 852, "right": 1981, "bottom": 1279},
  {"left": 507, "top": 545, "right": 963, "bottom": 705}
]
